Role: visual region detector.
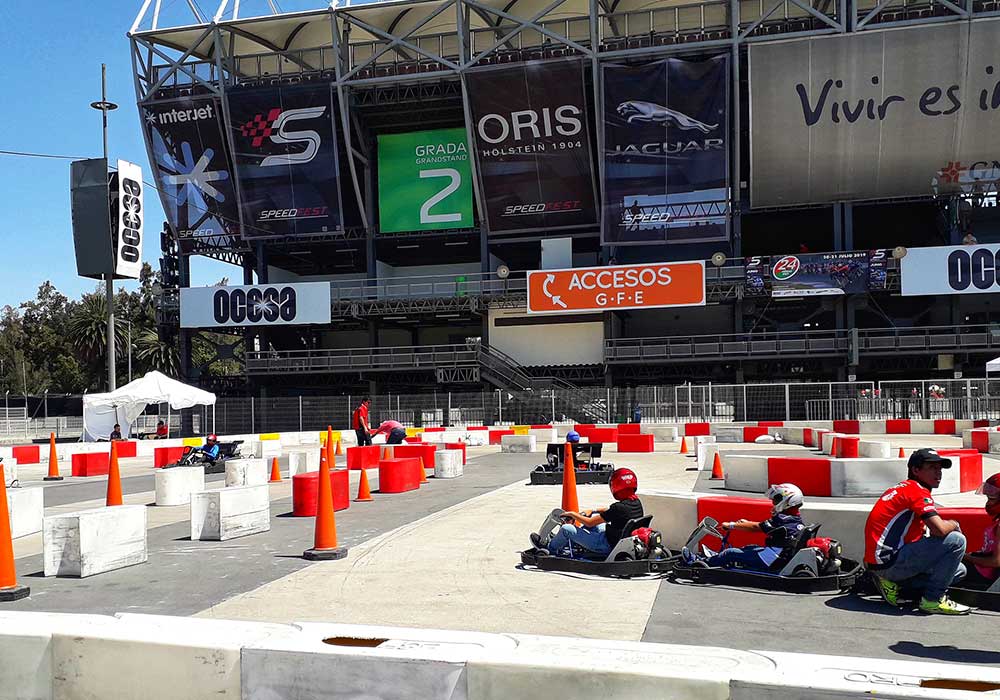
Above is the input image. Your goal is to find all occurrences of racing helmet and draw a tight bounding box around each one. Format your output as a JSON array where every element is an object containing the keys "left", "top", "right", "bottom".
[
  {"left": 610, "top": 467, "right": 638, "bottom": 500},
  {"left": 207, "top": 434, "right": 218, "bottom": 443},
  {"left": 566, "top": 430, "right": 581, "bottom": 443},
  {"left": 766, "top": 483, "right": 804, "bottom": 514},
  {"left": 977, "top": 473, "right": 1000, "bottom": 519}
]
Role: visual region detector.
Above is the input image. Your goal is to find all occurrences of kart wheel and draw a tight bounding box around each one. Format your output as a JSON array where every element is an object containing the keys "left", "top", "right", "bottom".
[
  {"left": 614, "top": 552, "right": 635, "bottom": 562},
  {"left": 790, "top": 565, "right": 818, "bottom": 578}
]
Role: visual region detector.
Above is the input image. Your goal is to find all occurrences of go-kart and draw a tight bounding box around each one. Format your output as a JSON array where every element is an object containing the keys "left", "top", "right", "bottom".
[
  {"left": 163, "top": 440, "right": 245, "bottom": 475},
  {"left": 529, "top": 443, "right": 614, "bottom": 485},
  {"left": 668, "top": 517, "right": 863, "bottom": 593},
  {"left": 520, "top": 508, "right": 676, "bottom": 577}
]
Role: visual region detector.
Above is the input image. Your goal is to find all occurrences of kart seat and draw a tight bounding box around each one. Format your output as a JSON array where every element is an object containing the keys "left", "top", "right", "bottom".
[
  {"left": 767, "top": 523, "right": 821, "bottom": 571},
  {"left": 625, "top": 515, "right": 653, "bottom": 535}
]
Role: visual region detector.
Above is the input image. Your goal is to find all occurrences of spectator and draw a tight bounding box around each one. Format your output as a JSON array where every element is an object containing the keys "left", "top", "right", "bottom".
[
  {"left": 110, "top": 424, "right": 123, "bottom": 441},
  {"left": 352, "top": 398, "right": 372, "bottom": 447},
  {"left": 963, "top": 231, "right": 979, "bottom": 245}
]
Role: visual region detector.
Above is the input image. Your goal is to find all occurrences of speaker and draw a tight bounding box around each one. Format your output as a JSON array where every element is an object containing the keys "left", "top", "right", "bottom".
[{"left": 70, "top": 158, "right": 113, "bottom": 280}]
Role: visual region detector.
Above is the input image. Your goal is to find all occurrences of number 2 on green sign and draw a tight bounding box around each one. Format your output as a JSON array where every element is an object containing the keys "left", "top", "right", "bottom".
[{"left": 419, "top": 168, "right": 462, "bottom": 224}]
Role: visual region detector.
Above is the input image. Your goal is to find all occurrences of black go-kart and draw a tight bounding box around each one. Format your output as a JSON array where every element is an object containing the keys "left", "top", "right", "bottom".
[
  {"left": 520, "top": 508, "right": 676, "bottom": 577},
  {"left": 668, "top": 517, "right": 863, "bottom": 593},
  {"left": 164, "top": 440, "right": 246, "bottom": 475},
  {"left": 529, "top": 443, "right": 614, "bottom": 486}
]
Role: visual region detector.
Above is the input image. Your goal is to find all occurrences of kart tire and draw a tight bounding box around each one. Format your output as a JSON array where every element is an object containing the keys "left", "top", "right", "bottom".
[
  {"left": 790, "top": 565, "right": 818, "bottom": 578},
  {"left": 614, "top": 552, "right": 635, "bottom": 562}
]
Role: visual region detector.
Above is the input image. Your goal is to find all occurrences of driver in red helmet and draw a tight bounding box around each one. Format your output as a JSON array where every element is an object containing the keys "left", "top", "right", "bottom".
[
  {"left": 532, "top": 467, "right": 644, "bottom": 556},
  {"left": 191, "top": 434, "right": 221, "bottom": 464},
  {"left": 963, "top": 472, "right": 1000, "bottom": 584}
]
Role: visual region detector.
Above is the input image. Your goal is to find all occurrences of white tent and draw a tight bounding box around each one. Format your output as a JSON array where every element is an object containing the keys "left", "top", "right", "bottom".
[{"left": 82, "top": 371, "right": 216, "bottom": 442}]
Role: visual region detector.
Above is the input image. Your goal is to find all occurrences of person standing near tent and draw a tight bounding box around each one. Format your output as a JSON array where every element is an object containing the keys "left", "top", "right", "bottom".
[{"left": 353, "top": 398, "right": 372, "bottom": 447}]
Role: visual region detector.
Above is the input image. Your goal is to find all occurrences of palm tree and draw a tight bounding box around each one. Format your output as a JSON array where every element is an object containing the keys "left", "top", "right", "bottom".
[
  {"left": 67, "top": 292, "right": 127, "bottom": 376},
  {"left": 135, "top": 328, "right": 180, "bottom": 376}
]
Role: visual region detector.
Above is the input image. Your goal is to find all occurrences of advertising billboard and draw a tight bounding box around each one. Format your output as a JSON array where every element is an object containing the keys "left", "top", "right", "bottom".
[
  {"left": 901, "top": 244, "right": 1000, "bottom": 296},
  {"left": 744, "top": 251, "right": 889, "bottom": 298},
  {"left": 377, "top": 128, "right": 474, "bottom": 233},
  {"left": 750, "top": 19, "right": 1000, "bottom": 207},
  {"left": 227, "top": 83, "right": 343, "bottom": 237},
  {"left": 112, "top": 160, "right": 143, "bottom": 279},
  {"left": 180, "top": 282, "right": 332, "bottom": 328},
  {"left": 466, "top": 58, "right": 598, "bottom": 233},
  {"left": 526, "top": 261, "right": 705, "bottom": 314},
  {"left": 602, "top": 56, "right": 730, "bottom": 245}
]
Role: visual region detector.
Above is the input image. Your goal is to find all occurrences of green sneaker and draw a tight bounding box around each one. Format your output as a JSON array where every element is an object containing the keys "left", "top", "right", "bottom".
[
  {"left": 873, "top": 576, "right": 900, "bottom": 607},
  {"left": 919, "top": 595, "right": 971, "bottom": 615}
]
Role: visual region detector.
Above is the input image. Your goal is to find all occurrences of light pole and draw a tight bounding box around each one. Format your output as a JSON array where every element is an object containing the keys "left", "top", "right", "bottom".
[
  {"left": 126, "top": 298, "right": 132, "bottom": 383},
  {"left": 90, "top": 63, "right": 119, "bottom": 392}
]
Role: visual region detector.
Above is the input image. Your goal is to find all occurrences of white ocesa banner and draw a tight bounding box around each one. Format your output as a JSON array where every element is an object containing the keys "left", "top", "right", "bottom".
[
  {"left": 180, "top": 282, "right": 331, "bottom": 328},
  {"left": 901, "top": 244, "right": 1000, "bottom": 296},
  {"left": 114, "top": 159, "right": 143, "bottom": 279}
]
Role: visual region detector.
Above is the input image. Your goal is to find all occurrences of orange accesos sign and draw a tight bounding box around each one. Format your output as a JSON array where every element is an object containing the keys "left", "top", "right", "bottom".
[{"left": 526, "top": 261, "right": 705, "bottom": 314}]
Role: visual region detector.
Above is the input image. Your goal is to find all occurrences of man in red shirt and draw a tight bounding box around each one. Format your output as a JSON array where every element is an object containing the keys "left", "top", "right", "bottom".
[
  {"left": 863, "top": 448, "right": 969, "bottom": 614},
  {"left": 352, "top": 398, "right": 372, "bottom": 447}
]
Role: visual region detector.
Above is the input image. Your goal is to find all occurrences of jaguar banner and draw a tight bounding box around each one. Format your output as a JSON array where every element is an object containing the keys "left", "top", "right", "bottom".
[
  {"left": 466, "top": 58, "right": 598, "bottom": 233},
  {"left": 227, "top": 83, "right": 343, "bottom": 237},
  {"left": 602, "top": 56, "right": 730, "bottom": 245}
]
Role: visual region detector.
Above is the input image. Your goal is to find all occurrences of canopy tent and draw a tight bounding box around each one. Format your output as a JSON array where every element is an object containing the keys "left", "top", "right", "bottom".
[
  {"left": 988, "top": 357, "right": 1000, "bottom": 375},
  {"left": 82, "top": 371, "right": 216, "bottom": 442}
]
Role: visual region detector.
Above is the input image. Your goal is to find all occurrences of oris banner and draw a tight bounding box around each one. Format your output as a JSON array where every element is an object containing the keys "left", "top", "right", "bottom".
[
  {"left": 602, "top": 56, "right": 730, "bottom": 245},
  {"left": 180, "top": 282, "right": 332, "bottom": 328},
  {"left": 901, "top": 244, "right": 1000, "bottom": 296},
  {"left": 227, "top": 83, "right": 343, "bottom": 237},
  {"left": 142, "top": 97, "right": 240, "bottom": 244},
  {"left": 466, "top": 58, "right": 598, "bottom": 233},
  {"left": 750, "top": 20, "right": 1000, "bottom": 207}
]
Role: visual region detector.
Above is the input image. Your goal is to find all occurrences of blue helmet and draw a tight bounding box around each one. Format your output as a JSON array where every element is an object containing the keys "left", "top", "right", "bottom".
[{"left": 566, "top": 430, "right": 581, "bottom": 443}]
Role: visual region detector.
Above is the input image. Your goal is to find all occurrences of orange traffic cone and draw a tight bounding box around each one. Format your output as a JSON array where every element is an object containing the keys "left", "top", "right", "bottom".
[
  {"left": 382, "top": 446, "right": 393, "bottom": 460},
  {"left": 418, "top": 455, "right": 428, "bottom": 484},
  {"left": 355, "top": 468, "right": 374, "bottom": 502},
  {"left": 269, "top": 457, "right": 282, "bottom": 483},
  {"left": 326, "top": 427, "right": 335, "bottom": 469},
  {"left": 106, "top": 441, "right": 123, "bottom": 507},
  {"left": 898, "top": 447, "right": 906, "bottom": 458},
  {"left": 710, "top": 452, "right": 724, "bottom": 480},
  {"left": 44, "top": 432, "right": 62, "bottom": 481},
  {"left": 0, "top": 463, "right": 28, "bottom": 601},
  {"left": 561, "top": 441, "right": 580, "bottom": 517},
  {"left": 304, "top": 434, "right": 347, "bottom": 561},
  {"left": 335, "top": 439, "right": 343, "bottom": 456},
  {"left": 679, "top": 437, "right": 688, "bottom": 455}
]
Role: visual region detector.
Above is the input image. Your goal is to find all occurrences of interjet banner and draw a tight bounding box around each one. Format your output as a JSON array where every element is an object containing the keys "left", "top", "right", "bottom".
[
  {"left": 902, "top": 244, "right": 1000, "bottom": 296},
  {"left": 180, "top": 282, "right": 332, "bottom": 328},
  {"left": 142, "top": 97, "right": 240, "bottom": 244},
  {"left": 602, "top": 56, "right": 730, "bottom": 245},
  {"left": 227, "top": 83, "right": 343, "bottom": 237},
  {"left": 750, "top": 19, "right": 1000, "bottom": 207},
  {"left": 466, "top": 58, "right": 598, "bottom": 233}
]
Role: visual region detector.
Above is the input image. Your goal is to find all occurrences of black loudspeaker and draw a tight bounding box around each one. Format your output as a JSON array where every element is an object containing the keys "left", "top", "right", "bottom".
[{"left": 70, "top": 158, "right": 112, "bottom": 280}]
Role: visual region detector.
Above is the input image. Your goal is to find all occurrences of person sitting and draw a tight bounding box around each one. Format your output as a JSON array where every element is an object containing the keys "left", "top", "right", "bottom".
[
  {"left": 371, "top": 419, "right": 407, "bottom": 445},
  {"left": 682, "top": 483, "right": 805, "bottom": 570},
  {"left": 155, "top": 420, "right": 169, "bottom": 439},
  {"left": 531, "top": 468, "right": 643, "bottom": 557},
  {"left": 963, "top": 473, "right": 1000, "bottom": 586},
  {"left": 109, "top": 424, "right": 123, "bottom": 441},
  {"left": 189, "top": 434, "right": 221, "bottom": 464},
  {"left": 864, "top": 448, "right": 969, "bottom": 615}
]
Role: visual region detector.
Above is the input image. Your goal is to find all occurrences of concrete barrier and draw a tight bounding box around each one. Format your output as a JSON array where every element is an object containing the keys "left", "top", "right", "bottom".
[
  {"left": 225, "top": 458, "right": 268, "bottom": 487},
  {"left": 43, "top": 506, "right": 147, "bottom": 577},
  {"left": 528, "top": 428, "right": 558, "bottom": 444},
  {"left": 1, "top": 457, "right": 16, "bottom": 487},
  {"left": 711, "top": 425, "right": 745, "bottom": 443},
  {"left": 697, "top": 443, "right": 720, "bottom": 471},
  {"left": 434, "top": 449, "right": 463, "bottom": 479},
  {"left": 191, "top": 485, "right": 270, "bottom": 541},
  {"left": 501, "top": 435, "right": 537, "bottom": 453},
  {"left": 821, "top": 432, "right": 845, "bottom": 455},
  {"left": 7, "top": 486, "right": 43, "bottom": 539},
  {"left": 154, "top": 466, "right": 206, "bottom": 506},
  {"left": 286, "top": 449, "right": 316, "bottom": 477},
  {"left": 648, "top": 426, "right": 679, "bottom": 442},
  {"left": 858, "top": 440, "right": 891, "bottom": 458},
  {"left": 722, "top": 454, "right": 769, "bottom": 492}
]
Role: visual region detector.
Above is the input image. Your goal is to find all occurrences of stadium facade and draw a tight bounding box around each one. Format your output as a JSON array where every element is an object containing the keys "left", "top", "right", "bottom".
[{"left": 130, "top": 0, "right": 1000, "bottom": 399}]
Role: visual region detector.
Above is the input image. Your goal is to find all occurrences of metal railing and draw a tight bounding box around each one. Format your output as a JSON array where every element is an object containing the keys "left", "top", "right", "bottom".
[
  {"left": 328, "top": 271, "right": 525, "bottom": 303},
  {"left": 245, "top": 344, "right": 478, "bottom": 374}
]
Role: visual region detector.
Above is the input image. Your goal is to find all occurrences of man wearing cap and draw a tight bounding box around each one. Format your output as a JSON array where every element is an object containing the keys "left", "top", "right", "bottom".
[{"left": 863, "top": 448, "right": 970, "bottom": 614}]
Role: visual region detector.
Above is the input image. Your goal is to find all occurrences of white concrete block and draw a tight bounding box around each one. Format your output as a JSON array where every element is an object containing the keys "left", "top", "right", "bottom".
[
  {"left": 286, "top": 450, "right": 315, "bottom": 477},
  {"left": 258, "top": 439, "right": 282, "bottom": 457},
  {"left": 154, "top": 466, "right": 206, "bottom": 506},
  {"left": 43, "top": 505, "right": 147, "bottom": 578},
  {"left": 909, "top": 419, "right": 935, "bottom": 434},
  {"left": 723, "top": 454, "right": 768, "bottom": 492},
  {"left": 2, "top": 458, "right": 17, "bottom": 487},
  {"left": 434, "top": 449, "right": 464, "bottom": 479},
  {"left": 830, "top": 458, "right": 922, "bottom": 497},
  {"left": 697, "top": 442, "right": 720, "bottom": 472},
  {"left": 648, "top": 426, "right": 679, "bottom": 442},
  {"left": 858, "top": 440, "right": 891, "bottom": 459},
  {"left": 712, "top": 425, "right": 745, "bottom": 443},
  {"left": 640, "top": 490, "right": 700, "bottom": 550},
  {"left": 191, "top": 485, "right": 270, "bottom": 541},
  {"left": 501, "top": 434, "right": 537, "bottom": 453},
  {"left": 773, "top": 427, "right": 804, "bottom": 445},
  {"left": 528, "top": 428, "right": 558, "bottom": 444},
  {"left": 821, "top": 432, "right": 845, "bottom": 455},
  {"left": 963, "top": 428, "right": 977, "bottom": 449},
  {"left": 7, "top": 486, "right": 43, "bottom": 539},
  {"left": 459, "top": 432, "right": 488, "bottom": 447},
  {"left": 693, "top": 435, "right": 716, "bottom": 448},
  {"left": 989, "top": 430, "right": 1000, "bottom": 456},
  {"left": 858, "top": 421, "right": 885, "bottom": 435},
  {"left": 225, "top": 458, "right": 268, "bottom": 487}
]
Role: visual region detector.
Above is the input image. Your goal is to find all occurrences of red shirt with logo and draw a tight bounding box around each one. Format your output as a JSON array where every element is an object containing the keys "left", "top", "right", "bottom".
[
  {"left": 864, "top": 479, "right": 939, "bottom": 566},
  {"left": 352, "top": 403, "right": 369, "bottom": 430}
]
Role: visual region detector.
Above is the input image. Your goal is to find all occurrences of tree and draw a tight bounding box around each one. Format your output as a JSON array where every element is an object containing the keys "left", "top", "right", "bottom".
[{"left": 66, "top": 290, "right": 127, "bottom": 386}]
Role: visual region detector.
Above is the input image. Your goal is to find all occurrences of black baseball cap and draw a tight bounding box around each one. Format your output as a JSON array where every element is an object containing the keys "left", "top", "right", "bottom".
[{"left": 907, "top": 448, "right": 952, "bottom": 470}]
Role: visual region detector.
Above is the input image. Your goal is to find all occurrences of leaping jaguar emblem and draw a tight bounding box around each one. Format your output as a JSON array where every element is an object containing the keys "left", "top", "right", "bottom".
[{"left": 617, "top": 101, "right": 718, "bottom": 133}]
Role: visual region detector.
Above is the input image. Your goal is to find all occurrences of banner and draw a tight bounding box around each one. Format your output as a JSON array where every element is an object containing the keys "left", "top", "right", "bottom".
[
  {"left": 180, "top": 282, "right": 332, "bottom": 328},
  {"left": 750, "top": 20, "right": 1000, "bottom": 207},
  {"left": 142, "top": 97, "right": 240, "bottom": 244},
  {"left": 377, "top": 128, "right": 474, "bottom": 233},
  {"left": 227, "top": 84, "right": 342, "bottom": 237},
  {"left": 901, "top": 244, "right": 1000, "bottom": 296},
  {"left": 745, "top": 251, "right": 889, "bottom": 297},
  {"left": 526, "top": 261, "right": 705, "bottom": 314},
  {"left": 112, "top": 160, "right": 143, "bottom": 279},
  {"left": 602, "top": 56, "right": 730, "bottom": 245},
  {"left": 466, "top": 58, "right": 598, "bottom": 233}
]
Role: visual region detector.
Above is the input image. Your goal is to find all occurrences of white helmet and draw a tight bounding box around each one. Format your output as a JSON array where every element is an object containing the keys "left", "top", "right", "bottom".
[{"left": 766, "top": 483, "right": 804, "bottom": 514}]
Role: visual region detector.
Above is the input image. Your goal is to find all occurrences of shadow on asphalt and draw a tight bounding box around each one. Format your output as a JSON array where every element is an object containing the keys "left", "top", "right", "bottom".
[
  {"left": 824, "top": 592, "right": 914, "bottom": 617},
  {"left": 890, "top": 640, "right": 1000, "bottom": 665}
]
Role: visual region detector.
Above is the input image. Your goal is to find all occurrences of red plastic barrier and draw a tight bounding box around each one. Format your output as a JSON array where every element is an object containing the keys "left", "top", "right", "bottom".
[
  {"left": 934, "top": 419, "right": 957, "bottom": 435},
  {"left": 696, "top": 496, "right": 771, "bottom": 549},
  {"left": 617, "top": 424, "right": 642, "bottom": 435},
  {"left": 885, "top": 419, "right": 911, "bottom": 435},
  {"left": 378, "top": 457, "right": 422, "bottom": 493},
  {"left": 71, "top": 452, "right": 110, "bottom": 477},
  {"left": 115, "top": 441, "right": 137, "bottom": 458},
  {"left": 530, "top": 425, "right": 554, "bottom": 430},
  {"left": 346, "top": 445, "right": 381, "bottom": 471},
  {"left": 404, "top": 436, "right": 423, "bottom": 443},
  {"left": 757, "top": 421, "right": 784, "bottom": 428},
  {"left": 573, "top": 424, "right": 595, "bottom": 439},
  {"left": 589, "top": 427, "right": 619, "bottom": 443},
  {"left": 940, "top": 508, "right": 993, "bottom": 550},
  {"left": 767, "top": 456, "right": 832, "bottom": 497},
  {"left": 832, "top": 420, "right": 860, "bottom": 434},
  {"left": 291, "top": 469, "right": 350, "bottom": 516},
  {"left": 803, "top": 428, "right": 815, "bottom": 448},
  {"left": 489, "top": 429, "right": 515, "bottom": 445},
  {"left": 391, "top": 444, "right": 438, "bottom": 470},
  {"left": 836, "top": 436, "right": 860, "bottom": 459},
  {"left": 445, "top": 442, "right": 467, "bottom": 464},
  {"left": 742, "top": 427, "right": 769, "bottom": 443},
  {"left": 154, "top": 446, "right": 186, "bottom": 468},
  {"left": 467, "top": 426, "right": 488, "bottom": 431},
  {"left": 423, "top": 427, "right": 446, "bottom": 433},
  {"left": 617, "top": 434, "right": 654, "bottom": 452},
  {"left": 684, "top": 422, "right": 711, "bottom": 437},
  {"left": 11, "top": 445, "right": 40, "bottom": 465},
  {"left": 938, "top": 449, "right": 985, "bottom": 493},
  {"left": 972, "top": 430, "right": 990, "bottom": 454},
  {"left": 974, "top": 420, "right": 991, "bottom": 428}
]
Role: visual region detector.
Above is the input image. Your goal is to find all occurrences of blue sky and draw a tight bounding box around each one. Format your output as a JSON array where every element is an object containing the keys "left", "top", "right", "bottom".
[{"left": 0, "top": 0, "right": 325, "bottom": 310}]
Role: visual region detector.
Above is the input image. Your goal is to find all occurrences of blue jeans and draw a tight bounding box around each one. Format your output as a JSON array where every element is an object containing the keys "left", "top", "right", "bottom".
[
  {"left": 877, "top": 532, "right": 968, "bottom": 601},
  {"left": 708, "top": 545, "right": 777, "bottom": 570},
  {"left": 548, "top": 523, "right": 610, "bottom": 556}
]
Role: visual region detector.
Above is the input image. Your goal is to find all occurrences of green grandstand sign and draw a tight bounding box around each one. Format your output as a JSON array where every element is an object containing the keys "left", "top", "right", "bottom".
[{"left": 377, "top": 128, "right": 474, "bottom": 233}]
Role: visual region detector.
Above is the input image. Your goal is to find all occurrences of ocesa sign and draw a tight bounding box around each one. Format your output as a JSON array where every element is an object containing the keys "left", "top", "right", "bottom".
[
  {"left": 902, "top": 244, "right": 1000, "bottom": 296},
  {"left": 180, "top": 282, "right": 331, "bottom": 328}
]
